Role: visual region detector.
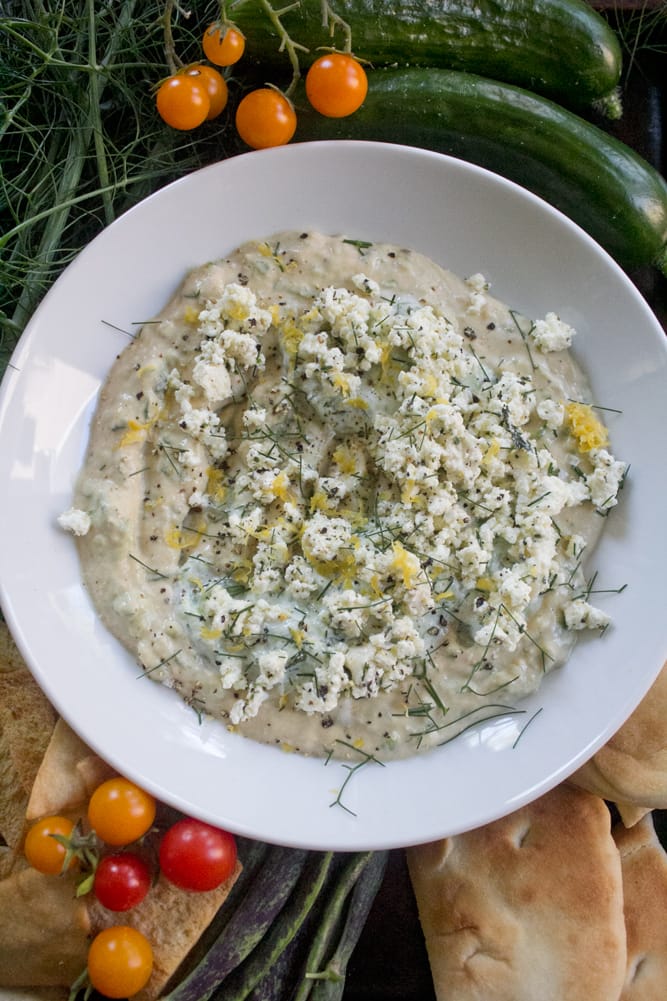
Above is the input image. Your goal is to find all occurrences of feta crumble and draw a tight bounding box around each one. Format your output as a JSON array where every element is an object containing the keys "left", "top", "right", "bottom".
[{"left": 57, "top": 507, "right": 91, "bottom": 537}]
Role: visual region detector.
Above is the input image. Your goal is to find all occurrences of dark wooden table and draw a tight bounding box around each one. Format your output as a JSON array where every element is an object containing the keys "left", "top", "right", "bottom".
[{"left": 344, "top": 6, "right": 666, "bottom": 997}]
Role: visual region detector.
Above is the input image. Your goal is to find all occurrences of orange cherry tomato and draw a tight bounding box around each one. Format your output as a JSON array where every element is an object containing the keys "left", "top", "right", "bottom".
[
  {"left": 88, "top": 777, "right": 156, "bottom": 847},
  {"left": 202, "top": 22, "right": 245, "bottom": 67},
  {"left": 235, "top": 88, "right": 297, "bottom": 149},
  {"left": 156, "top": 73, "right": 210, "bottom": 130},
  {"left": 24, "top": 815, "right": 75, "bottom": 874},
  {"left": 87, "top": 926, "right": 153, "bottom": 999},
  {"left": 187, "top": 64, "right": 228, "bottom": 120},
  {"left": 305, "top": 53, "right": 368, "bottom": 118}
]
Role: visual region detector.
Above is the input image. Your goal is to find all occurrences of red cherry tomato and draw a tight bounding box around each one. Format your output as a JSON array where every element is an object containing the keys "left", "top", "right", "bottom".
[
  {"left": 93, "top": 853, "right": 152, "bottom": 912},
  {"left": 235, "top": 88, "right": 297, "bottom": 149},
  {"left": 24, "top": 815, "right": 75, "bottom": 874},
  {"left": 87, "top": 926, "right": 153, "bottom": 999},
  {"left": 202, "top": 23, "right": 245, "bottom": 67},
  {"left": 88, "top": 777, "right": 156, "bottom": 847},
  {"left": 305, "top": 53, "right": 368, "bottom": 118},
  {"left": 156, "top": 73, "right": 210, "bottom": 130},
  {"left": 159, "top": 818, "right": 237, "bottom": 892}
]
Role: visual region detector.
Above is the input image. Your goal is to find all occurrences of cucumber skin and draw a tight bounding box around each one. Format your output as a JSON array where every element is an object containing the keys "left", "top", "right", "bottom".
[
  {"left": 291, "top": 68, "right": 667, "bottom": 273},
  {"left": 231, "top": 0, "right": 622, "bottom": 111}
]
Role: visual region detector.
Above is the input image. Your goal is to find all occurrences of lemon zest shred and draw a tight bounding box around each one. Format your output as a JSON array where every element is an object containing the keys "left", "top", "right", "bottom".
[
  {"left": 206, "top": 467, "right": 227, "bottom": 504},
  {"left": 390, "top": 540, "right": 421, "bottom": 589},
  {"left": 117, "top": 417, "right": 156, "bottom": 449},
  {"left": 565, "top": 401, "right": 609, "bottom": 452},
  {"left": 200, "top": 625, "right": 222, "bottom": 641},
  {"left": 482, "top": 439, "right": 501, "bottom": 466},
  {"left": 331, "top": 371, "right": 352, "bottom": 397},
  {"left": 332, "top": 444, "right": 356, "bottom": 475}
]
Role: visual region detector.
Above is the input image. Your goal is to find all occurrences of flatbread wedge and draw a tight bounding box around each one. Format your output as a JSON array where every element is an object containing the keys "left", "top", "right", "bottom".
[
  {"left": 570, "top": 660, "right": 667, "bottom": 824},
  {"left": 614, "top": 813, "right": 667, "bottom": 1000},
  {"left": 406, "top": 783, "right": 626, "bottom": 1001}
]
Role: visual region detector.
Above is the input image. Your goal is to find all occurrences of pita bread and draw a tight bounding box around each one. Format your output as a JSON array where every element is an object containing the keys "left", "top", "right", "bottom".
[
  {"left": 27, "top": 718, "right": 116, "bottom": 821},
  {"left": 570, "top": 661, "right": 667, "bottom": 822},
  {"left": 88, "top": 860, "right": 243, "bottom": 1001},
  {"left": 0, "top": 668, "right": 58, "bottom": 798},
  {"left": 406, "top": 784, "right": 626, "bottom": 1001},
  {"left": 0, "top": 991, "right": 68, "bottom": 1001},
  {"left": 614, "top": 813, "right": 667, "bottom": 999},
  {"left": 0, "top": 621, "right": 30, "bottom": 674},
  {"left": 0, "top": 663, "right": 58, "bottom": 862},
  {"left": 0, "top": 868, "right": 90, "bottom": 987}
]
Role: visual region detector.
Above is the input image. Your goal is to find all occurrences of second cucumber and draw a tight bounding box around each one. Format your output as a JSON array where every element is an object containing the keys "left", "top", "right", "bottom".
[{"left": 291, "top": 67, "right": 667, "bottom": 275}]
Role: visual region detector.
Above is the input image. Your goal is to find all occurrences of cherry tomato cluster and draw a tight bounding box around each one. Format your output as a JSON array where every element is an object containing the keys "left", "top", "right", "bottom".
[
  {"left": 155, "top": 20, "right": 243, "bottom": 132},
  {"left": 155, "top": 19, "right": 368, "bottom": 149},
  {"left": 24, "top": 776, "right": 237, "bottom": 1000}
]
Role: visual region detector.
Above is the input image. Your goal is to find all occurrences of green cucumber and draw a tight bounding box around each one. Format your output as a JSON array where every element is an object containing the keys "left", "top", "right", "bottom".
[
  {"left": 291, "top": 67, "right": 667, "bottom": 275},
  {"left": 231, "top": 0, "right": 623, "bottom": 116}
]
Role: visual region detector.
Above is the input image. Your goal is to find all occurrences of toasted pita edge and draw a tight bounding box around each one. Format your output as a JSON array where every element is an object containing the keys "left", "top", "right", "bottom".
[
  {"left": 613, "top": 813, "right": 667, "bottom": 999},
  {"left": 570, "top": 661, "right": 667, "bottom": 813},
  {"left": 26, "top": 718, "right": 116, "bottom": 821}
]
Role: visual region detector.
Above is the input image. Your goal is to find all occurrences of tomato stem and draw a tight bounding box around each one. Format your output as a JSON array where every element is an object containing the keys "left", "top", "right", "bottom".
[
  {"left": 161, "top": 0, "right": 189, "bottom": 75},
  {"left": 321, "top": 0, "right": 353, "bottom": 54},
  {"left": 255, "top": 0, "right": 309, "bottom": 98}
]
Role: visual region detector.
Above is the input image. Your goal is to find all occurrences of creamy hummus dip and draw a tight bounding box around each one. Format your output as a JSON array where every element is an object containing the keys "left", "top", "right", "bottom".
[{"left": 62, "top": 232, "right": 626, "bottom": 761}]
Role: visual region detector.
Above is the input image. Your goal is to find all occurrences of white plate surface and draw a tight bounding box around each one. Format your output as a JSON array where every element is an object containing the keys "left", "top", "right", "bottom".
[{"left": 1, "top": 141, "right": 666, "bottom": 851}]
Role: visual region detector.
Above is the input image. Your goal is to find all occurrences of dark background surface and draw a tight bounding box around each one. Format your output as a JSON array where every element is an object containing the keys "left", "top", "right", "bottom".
[{"left": 343, "top": 5, "right": 666, "bottom": 997}]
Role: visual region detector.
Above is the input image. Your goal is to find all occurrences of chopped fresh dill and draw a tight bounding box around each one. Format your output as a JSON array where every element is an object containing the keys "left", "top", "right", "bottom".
[
  {"left": 342, "top": 238, "right": 374, "bottom": 255},
  {"left": 137, "top": 648, "right": 182, "bottom": 678},
  {"left": 128, "top": 552, "right": 168, "bottom": 579},
  {"left": 509, "top": 310, "right": 536, "bottom": 371},
  {"left": 512, "top": 706, "right": 544, "bottom": 748},
  {"left": 326, "top": 740, "right": 385, "bottom": 816}
]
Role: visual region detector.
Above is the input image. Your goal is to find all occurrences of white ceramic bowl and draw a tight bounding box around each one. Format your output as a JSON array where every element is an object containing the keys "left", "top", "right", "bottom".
[{"left": 1, "top": 141, "right": 666, "bottom": 850}]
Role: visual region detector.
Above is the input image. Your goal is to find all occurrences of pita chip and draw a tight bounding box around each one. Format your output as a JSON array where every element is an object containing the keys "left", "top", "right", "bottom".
[
  {"left": 0, "top": 868, "right": 90, "bottom": 987},
  {"left": 406, "top": 783, "right": 626, "bottom": 1001},
  {"left": 27, "top": 717, "right": 116, "bottom": 821}
]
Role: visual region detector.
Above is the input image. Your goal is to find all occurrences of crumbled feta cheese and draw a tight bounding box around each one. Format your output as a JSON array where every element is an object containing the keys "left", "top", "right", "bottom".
[
  {"left": 352, "top": 273, "right": 380, "bottom": 295},
  {"left": 531, "top": 312, "right": 576, "bottom": 352},
  {"left": 564, "top": 598, "right": 611, "bottom": 631},
  {"left": 301, "top": 512, "right": 352, "bottom": 562},
  {"left": 586, "top": 449, "right": 626, "bottom": 511},
  {"left": 57, "top": 507, "right": 91, "bottom": 537},
  {"left": 536, "top": 398, "right": 565, "bottom": 429},
  {"left": 243, "top": 406, "right": 268, "bottom": 430}
]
